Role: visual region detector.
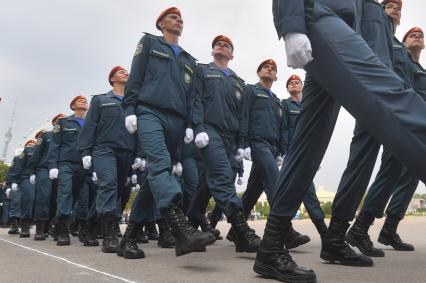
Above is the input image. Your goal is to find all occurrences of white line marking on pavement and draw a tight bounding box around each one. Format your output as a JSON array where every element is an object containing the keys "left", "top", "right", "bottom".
[{"left": 0, "top": 237, "right": 138, "bottom": 283}]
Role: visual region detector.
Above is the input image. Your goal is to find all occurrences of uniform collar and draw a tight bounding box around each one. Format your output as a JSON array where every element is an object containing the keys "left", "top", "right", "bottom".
[
  {"left": 208, "top": 62, "right": 237, "bottom": 78},
  {"left": 158, "top": 36, "right": 190, "bottom": 57}
]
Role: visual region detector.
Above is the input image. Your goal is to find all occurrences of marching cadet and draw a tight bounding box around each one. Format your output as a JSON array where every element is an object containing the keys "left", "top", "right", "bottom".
[
  {"left": 5, "top": 153, "right": 22, "bottom": 235},
  {"left": 254, "top": 0, "right": 426, "bottom": 281},
  {"left": 49, "top": 95, "right": 89, "bottom": 246},
  {"left": 189, "top": 35, "right": 261, "bottom": 253},
  {"left": 347, "top": 25, "right": 426, "bottom": 255},
  {"left": 11, "top": 139, "right": 36, "bottom": 238},
  {"left": 78, "top": 66, "right": 135, "bottom": 253},
  {"left": 122, "top": 7, "right": 215, "bottom": 256}
]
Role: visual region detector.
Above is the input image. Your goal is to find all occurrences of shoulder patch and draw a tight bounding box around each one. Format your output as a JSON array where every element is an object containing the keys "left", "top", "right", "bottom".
[
  {"left": 19, "top": 152, "right": 25, "bottom": 159},
  {"left": 36, "top": 138, "right": 43, "bottom": 145},
  {"left": 53, "top": 124, "right": 61, "bottom": 133},
  {"left": 134, "top": 42, "right": 144, "bottom": 57}
]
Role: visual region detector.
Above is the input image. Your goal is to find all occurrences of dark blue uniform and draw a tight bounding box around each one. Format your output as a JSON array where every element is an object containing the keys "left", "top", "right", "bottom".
[
  {"left": 181, "top": 142, "right": 202, "bottom": 213},
  {"left": 78, "top": 91, "right": 134, "bottom": 218},
  {"left": 6, "top": 156, "right": 21, "bottom": 220}
]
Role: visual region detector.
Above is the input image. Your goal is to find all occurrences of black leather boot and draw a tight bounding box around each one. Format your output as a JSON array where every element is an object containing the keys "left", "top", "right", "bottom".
[
  {"left": 284, "top": 224, "right": 311, "bottom": 249},
  {"left": 312, "top": 218, "right": 327, "bottom": 239},
  {"left": 378, "top": 214, "right": 414, "bottom": 251},
  {"left": 82, "top": 219, "right": 99, "bottom": 247},
  {"left": 165, "top": 205, "right": 216, "bottom": 256},
  {"left": 8, "top": 218, "right": 20, "bottom": 235},
  {"left": 115, "top": 221, "right": 122, "bottom": 238},
  {"left": 346, "top": 211, "right": 384, "bottom": 257},
  {"left": 200, "top": 215, "right": 222, "bottom": 240},
  {"left": 136, "top": 224, "right": 149, "bottom": 244},
  {"left": 321, "top": 217, "right": 373, "bottom": 266},
  {"left": 117, "top": 221, "right": 145, "bottom": 259},
  {"left": 57, "top": 216, "right": 71, "bottom": 246},
  {"left": 228, "top": 210, "right": 261, "bottom": 253},
  {"left": 69, "top": 217, "right": 79, "bottom": 237},
  {"left": 157, "top": 219, "right": 176, "bottom": 248},
  {"left": 146, "top": 221, "right": 159, "bottom": 241},
  {"left": 101, "top": 214, "right": 119, "bottom": 253},
  {"left": 78, "top": 219, "right": 86, "bottom": 243},
  {"left": 253, "top": 215, "right": 316, "bottom": 283},
  {"left": 19, "top": 219, "right": 31, "bottom": 238},
  {"left": 34, "top": 221, "right": 46, "bottom": 241}
]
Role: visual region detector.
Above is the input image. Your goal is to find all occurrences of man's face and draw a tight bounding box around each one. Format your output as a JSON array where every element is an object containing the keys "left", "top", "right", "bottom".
[
  {"left": 73, "top": 98, "right": 88, "bottom": 111},
  {"left": 287, "top": 80, "right": 303, "bottom": 95},
  {"left": 405, "top": 32, "right": 425, "bottom": 51},
  {"left": 212, "top": 40, "right": 234, "bottom": 60},
  {"left": 257, "top": 64, "right": 277, "bottom": 82},
  {"left": 159, "top": 13, "right": 183, "bottom": 36},
  {"left": 111, "top": 69, "right": 129, "bottom": 85},
  {"left": 385, "top": 2, "right": 401, "bottom": 25}
]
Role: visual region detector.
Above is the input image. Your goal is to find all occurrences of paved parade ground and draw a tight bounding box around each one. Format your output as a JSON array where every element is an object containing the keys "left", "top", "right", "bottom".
[{"left": 0, "top": 217, "right": 425, "bottom": 283}]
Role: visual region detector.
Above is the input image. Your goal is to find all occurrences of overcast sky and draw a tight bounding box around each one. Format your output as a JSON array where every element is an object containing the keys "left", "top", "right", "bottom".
[{"left": 1, "top": 0, "right": 425, "bottom": 193}]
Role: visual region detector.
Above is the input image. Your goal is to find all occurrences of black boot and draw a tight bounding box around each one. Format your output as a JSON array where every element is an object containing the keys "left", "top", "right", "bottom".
[
  {"left": 378, "top": 214, "right": 414, "bottom": 251},
  {"left": 157, "top": 219, "right": 176, "bottom": 248},
  {"left": 117, "top": 221, "right": 145, "bottom": 259},
  {"left": 228, "top": 210, "right": 261, "bottom": 253},
  {"left": 253, "top": 215, "right": 316, "bottom": 283},
  {"left": 101, "top": 214, "right": 119, "bottom": 253},
  {"left": 57, "top": 216, "right": 71, "bottom": 246},
  {"left": 69, "top": 217, "right": 79, "bottom": 237},
  {"left": 34, "top": 221, "right": 46, "bottom": 241},
  {"left": 82, "top": 219, "right": 99, "bottom": 247},
  {"left": 346, "top": 211, "right": 384, "bottom": 257},
  {"left": 8, "top": 218, "right": 20, "bottom": 235},
  {"left": 146, "top": 221, "right": 159, "bottom": 241},
  {"left": 136, "top": 224, "right": 149, "bottom": 244},
  {"left": 312, "top": 218, "right": 328, "bottom": 239},
  {"left": 19, "top": 219, "right": 30, "bottom": 238},
  {"left": 320, "top": 217, "right": 373, "bottom": 266},
  {"left": 200, "top": 215, "right": 222, "bottom": 240},
  {"left": 284, "top": 224, "right": 311, "bottom": 249},
  {"left": 165, "top": 205, "right": 216, "bottom": 256},
  {"left": 49, "top": 220, "right": 59, "bottom": 241},
  {"left": 78, "top": 219, "right": 86, "bottom": 243},
  {"left": 115, "top": 221, "right": 122, "bottom": 238}
]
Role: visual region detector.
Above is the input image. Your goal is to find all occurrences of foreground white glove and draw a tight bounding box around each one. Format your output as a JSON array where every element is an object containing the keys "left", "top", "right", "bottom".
[
  {"left": 5, "top": 188, "right": 11, "bottom": 198},
  {"left": 11, "top": 183, "right": 18, "bottom": 191},
  {"left": 184, "top": 128, "right": 194, "bottom": 144},
  {"left": 131, "top": 158, "right": 143, "bottom": 170},
  {"left": 92, "top": 172, "right": 98, "bottom": 184},
  {"left": 243, "top": 147, "right": 251, "bottom": 161},
  {"left": 237, "top": 176, "right": 243, "bottom": 185},
  {"left": 30, "top": 174, "right": 36, "bottom": 185},
  {"left": 0, "top": 203, "right": 2, "bottom": 207},
  {"left": 276, "top": 155, "right": 284, "bottom": 167},
  {"left": 131, "top": 174, "right": 138, "bottom": 185},
  {"left": 82, "top": 156, "right": 92, "bottom": 169},
  {"left": 131, "top": 184, "right": 141, "bottom": 193},
  {"left": 234, "top": 148, "right": 244, "bottom": 162},
  {"left": 172, "top": 162, "right": 183, "bottom": 176},
  {"left": 125, "top": 115, "right": 137, "bottom": 134},
  {"left": 195, "top": 132, "right": 209, "bottom": 148},
  {"left": 49, "top": 168, "right": 58, "bottom": 180},
  {"left": 284, "top": 33, "right": 313, "bottom": 69}
]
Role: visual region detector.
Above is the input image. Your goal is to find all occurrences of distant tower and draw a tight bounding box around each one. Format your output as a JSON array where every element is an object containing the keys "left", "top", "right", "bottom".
[{"left": 1, "top": 99, "right": 17, "bottom": 161}]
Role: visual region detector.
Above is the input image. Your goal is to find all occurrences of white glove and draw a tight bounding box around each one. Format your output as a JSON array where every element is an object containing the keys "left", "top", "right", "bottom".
[
  {"left": 184, "top": 128, "right": 194, "bottom": 144},
  {"left": 0, "top": 203, "right": 3, "bottom": 207},
  {"left": 195, "top": 132, "right": 209, "bottom": 148},
  {"left": 49, "top": 168, "right": 58, "bottom": 180},
  {"left": 30, "top": 174, "right": 36, "bottom": 185},
  {"left": 92, "top": 172, "right": 98, "bottom": 184},
  {"left": 5, "top": 188, "right": 11, "bottom": 198},
  {"left": 276, "top": 155, "right": 284, "bottom": 167},
  {"left": 284, "top": 33, "right": 313, "bottom": 69},
  {"left": 172, "top": 162, "right": 183, "bottom": 176},
  {"left": 82, "top": 156, "right": 92, "bottom": 169},
  {"left": 234, "top": 148, "right": 244, "bottom": 162},
  {"left": 237, "top": 177, "right": 243, "bottom": 185},
  {"left": 131, "top": 174, "right": 138, "bottom": 185},
  {"left": 131, "top": 184, "right": 141, "bottom": 193},
  {"left": 11, "top": 183, "right": 18, "bottom": 191},
  {"left": 243, "top": 147, "right": 251, "bottom": 161},
  {"left": 125, "top": 115, "right": 137, "bottom": 134},
  {"left": 131, "top": 158, "right": 143, "bottom": 170}
]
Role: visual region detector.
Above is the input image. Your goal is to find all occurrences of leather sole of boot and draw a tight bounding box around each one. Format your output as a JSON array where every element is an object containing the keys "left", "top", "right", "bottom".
[
  {"left": 346, "top": 234, "right": 385, "bottom": 257},
  {"left": 286, "top": 237, "right": 311, "bottom": 250},
  {"left": 123, "top": 252, "right": 145, "bottom": 259},
  {"left": 175, "top": 237, "right": 216, "bottom": 257},
  {"left": 158, "top": 242, "right": 176, "bottom": 248},
  {"left": 56, "top": 241, "right": 71, "bottom": 246},
  {"left": 19, "top": 234, "right": 30, "bottom": 238},
  {"left": 377, "top": 237, "right": 414, "bottom": 251},
  {"left": 34, "top": 236, "right": 46, "bottom": 241},
  {"left": 253, "top": 260, "right": 317, "bottom": 283},
  {"left": 320, "top": 250, "right": 373, "bottom": 267},
  {"left": 84, "top": 241, "right": 99, "bottom": 247},
  {"left": 235, "top": 244, "right": 259, "bottom": 253}
]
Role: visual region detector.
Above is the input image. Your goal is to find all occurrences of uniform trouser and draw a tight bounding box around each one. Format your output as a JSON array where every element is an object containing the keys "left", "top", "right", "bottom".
[
  {"left": 187, "top": 128, "right": 242, "bottom": 223},
  {"left": 33, "top": 168, "right": 52, "bottom": 221},
  {"left": 270, "top": 3, "right": 426, "bottom": 218},
  {"left": 136, "top": 106, "right": 185, "bottom": 213},
  {"left": 56, "top": 162, "right": 87, "bottom": 217},
  {"left": 304, "top": 183, "right": 325, "bottom": 222},
  {"left": 71, "top": 176, "right": 91, "bottom": 220},
  {"left": 1, "top": 200, "right": 10, "bottom": 225},
  {"left": 19, "top": 177, "right": 35, "bottom": 220},
  {"left": 182, "top": 157, "right": 200, "bottom": 214},
  {"left": 8, "top": 188, "right": 21, "bottom": 219},
  {"left": 49, "top": 179, "right": 58, "bottom": 224},
  {"left": 93, "top": 146, "right": 131, "bottom": 217},
  {"left": 332, "top": 122, "right": 381, "bottom": 221}
]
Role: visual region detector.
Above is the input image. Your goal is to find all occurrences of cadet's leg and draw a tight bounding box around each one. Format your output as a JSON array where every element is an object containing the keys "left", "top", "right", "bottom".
[
  {"left": 303, "top": 183, "right": 327, "bottom": 239},
  {"left": 56, "top": 162, "right": 74, "bottom": 245},
  {"left": 8, "top": 188, "right": 21, "bottom": 234},
  {"left": 181, "top": 157, "right": 199, "bottom": 213},
  {"left": 241, "top": 165, "right": 264, "bottom": 218},
  {"left": 33, "top": 168, "right": 52, "bottom": 240}
]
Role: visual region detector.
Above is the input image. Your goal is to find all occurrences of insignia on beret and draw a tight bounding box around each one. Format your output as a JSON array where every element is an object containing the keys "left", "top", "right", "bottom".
[
  {"left": 53, "top": 124, "right": 61, "bottom": 133},
  {"left": 134, "top": 42, "right": 144, "bottom": 57}
]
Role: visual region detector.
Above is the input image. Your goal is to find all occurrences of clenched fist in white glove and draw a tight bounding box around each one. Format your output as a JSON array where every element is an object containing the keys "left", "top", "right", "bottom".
[
  {"left": 92, "top": 172, "right": 98, "bottom": 184},
  {"left": 172, "top": 162, "right": 183, "bottom": 176},
  {"left": 11, "top": 183, "right": 18, "bottom": 191},
  {"left": 5, "top": 188, "right": 11, "bottom": 198},
  {"left": 125, "top": 115, "right": 137, "bottom": 134},
  {"left": 82, "top": 156, "right": 92, "bottom": 169},
  {"left": 284, "top": 33, "right": 313, "bottom": 69},
  {"left": 30, "top": 174, "right": 36, "bottom": 185},
  {"left": 49, "top": 168, "right": 59, "bottom": 180},
  {"left": 237, "top": 176, "right": 244, "bottom": 185},
  {"left": 184, "top": 128, "right": 194, "bottom": 144},
  {"left": 276, "top": 155, "right": 284, "bottom": 167},
  {"left": 131, "top": 174, "right": 138, "bottom": 185},
  {"left": 235, "top": 148, "right": 244, "bottom": 162},
  {"left": 243, "top": 147, "right": 251, "bottom": 161},
  {"left": 195, "top": 132, "right": 209, "bottom": 148},
  {"left": 131, "top": 158, "right": 143, "bottom": 170}
]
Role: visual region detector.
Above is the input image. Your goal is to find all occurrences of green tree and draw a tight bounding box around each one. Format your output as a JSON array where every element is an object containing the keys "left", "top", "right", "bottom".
[
  {"left": 0, "top": 161, "right": 10, "bottom": 183},
  {"left": 321, "top": 201, "right": 332, "bottom": 218}
]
